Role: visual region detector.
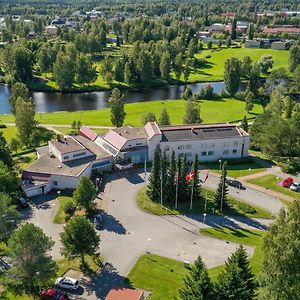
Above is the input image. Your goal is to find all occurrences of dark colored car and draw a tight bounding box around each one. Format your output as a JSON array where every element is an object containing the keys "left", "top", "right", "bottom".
[
  {"left": 226, "top": 179, "right": 245, "bottom": 190},
  {"left": 94, "top": 214, "right": 103, "bottom": 230},
  {"left": 39, "top": 289, "right": 69, "bottom": 300},
  {"left": 19, "top": 197, "right": 29, "bottom": 208}
]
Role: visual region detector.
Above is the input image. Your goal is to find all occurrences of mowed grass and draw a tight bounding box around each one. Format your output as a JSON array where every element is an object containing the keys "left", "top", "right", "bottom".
[
  {"left": 0, "top": 126, "right": 18, "bottom": 143},
  {"left": 191, "top": 47, "right": 289, "bottom": 82},
  {"left": 0, "top": 98, "right": 263, "bottom": 127},
  {"left": 137, "top": 187, "right": 272, "bottom": 219},
  {"left": 248, "top": 174, "right": 300, "bottom": 200},
  {"left": 14, "top": 151, "right": 37, "bottom": 170},
  {"left": 55, "top": 126, "right": 109, "bottom": 135},
  {"left": 53, "top": 195, "right": 75, "bottom": 224},
  {"left": 129, "top": 228, "right": 264, "bottom": 299},
  {"left": 203, "top": 162, "right": 266, "bottom": 177}
]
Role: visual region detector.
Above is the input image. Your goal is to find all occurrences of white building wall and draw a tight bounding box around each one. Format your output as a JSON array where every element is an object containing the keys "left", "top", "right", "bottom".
[
  {"left": 160, "top": 136, "right": 250, "bottom": 162},
  {"left": 60, "top": 150, "right": 93, "bottom": 163},
  {"left": 49, "top": 143, "right": 62, "bottom": 161},
  {"left": 147, "top": 134, "right": 162, "bottom": 161},
  {"left": 122, "top": 138, "right": 148, "bottom": 150}
]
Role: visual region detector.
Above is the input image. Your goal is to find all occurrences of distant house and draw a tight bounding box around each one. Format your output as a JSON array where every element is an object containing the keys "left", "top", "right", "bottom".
[
  {"left": 45, "top": 25, "right": 58, "bottom": 36},
  {"left": 262, "top": 26, "right": 300, "bottom": 35},
  {"left": 245, "top": 40, "right": 262, "bottom": 48},
  {"left": 196, "top": 31, "right": 211, "bottom": 39},
  {"left": 211, "top": 23, "right": 225, "bottom": 33},
  {"left": 271, "top": 41, "right": 290, "bottom": 50},
  {"left": 105, "top": 288, "right": 144, "bottom": 300}
]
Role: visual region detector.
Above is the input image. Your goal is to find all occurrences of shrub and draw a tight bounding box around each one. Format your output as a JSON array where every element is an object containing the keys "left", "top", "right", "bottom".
[
  {"left": 220, "top": 88, "right": 230, "bottom": 98},
  {"left": 63, "top": 200, "right": 76, "bottom": 216},
  {"left": 281, "top": 164, "right": 297, "bottom": 175},
  {"left": 0, "top": 124, "right": 7, "bottom": 128}
]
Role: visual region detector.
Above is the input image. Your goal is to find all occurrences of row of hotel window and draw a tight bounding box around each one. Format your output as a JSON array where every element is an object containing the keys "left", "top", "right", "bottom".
[
  {"left": 178, "top": 149, "right": 238, "bottom": 158},
  {"left": 164, "top": 141, "right": 239, "bottom": 152}
]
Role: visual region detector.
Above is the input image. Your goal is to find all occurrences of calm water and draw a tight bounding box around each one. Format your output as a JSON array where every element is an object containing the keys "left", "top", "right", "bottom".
[{"left": 0, "top": 82, "right": 226, "bottom": 114}]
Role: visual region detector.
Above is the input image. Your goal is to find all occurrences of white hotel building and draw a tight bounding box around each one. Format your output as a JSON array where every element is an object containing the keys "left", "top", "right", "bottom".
[{"left": 22, "top": 122, "right": 249, "bottom": 197}]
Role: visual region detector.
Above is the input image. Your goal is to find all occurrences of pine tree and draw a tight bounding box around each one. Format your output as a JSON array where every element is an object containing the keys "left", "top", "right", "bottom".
[
  {"left": 215, "top": 246, "right": 256, "bottom": 300},
  {"left": 160, "top": 151, "right": 167, "bottom": 204},
  {"left": 159, "top": 108, "right": 171, "bottom": 125},
  {"left": 109, "top": 88, "right": 126, "bottom": 127},
  {"left": 183, "top": 96, "right": 202, "bottom": 124},
  {"left": 179, "top": 256, "right": 214, "bottom": 300},
  {"left": 231, "top": 18, "right": 237, "bottom": 40},
  {"left": 178, "top": 154, "right": 188, "bottom": 201},
  {"left": 213, "top": 161, "right": 229, "bottom": 211},
  {"left": 165, "top": 151, "right": 177, "bottom": 203},
  {"left": 160, "top": 51, "right": 171, "bottom": 81},
  {"left": 241, "top": 116, "right": 249, "bottom": 132},
  {"left": 124, "top": 62, "right": 133, "bottom": 86},
  {"left": 147, "top": 149, "right": 161, "bottom": 201},
  {"left": 191, "top": 154, "right": 202, "bottom": 202}
]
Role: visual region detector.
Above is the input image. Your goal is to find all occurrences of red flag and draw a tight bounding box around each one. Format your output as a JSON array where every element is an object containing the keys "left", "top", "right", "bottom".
[{"left": 186, "top": 170, "right": 195, "bottom": 181}]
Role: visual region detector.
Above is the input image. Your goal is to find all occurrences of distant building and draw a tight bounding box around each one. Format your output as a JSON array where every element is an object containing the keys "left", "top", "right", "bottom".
[
  {"left": 262, "top": 26, "right": 300, "bottom": 35},
  {"left": 45, "top": 25, "right": 58, "bottom": 36},
  {"left": 50, "top": 18, "right": 65, "bottom": 28},
  {"left": 271, "top": 41, "right": 290, "bottom": 50},
  {"left": 245, "top": 40, "right": 262, "bottom": 48},
  {"left": 196, "top": 31, "right": 211, "bottom": 39},
  {"left": 105, "top": 288, "right": 144, "bottom": 300},
  {"left": 211, "top": 23, "right": 225, "bottom": 33}
]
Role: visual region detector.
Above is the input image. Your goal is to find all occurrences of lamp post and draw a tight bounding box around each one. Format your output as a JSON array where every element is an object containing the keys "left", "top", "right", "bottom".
[
  {"left": 218, "top": 159, "right": 222, "bottom": 171},
  {"left": 57, "top": 190, "right": 61, "bottom": 199},
  {"left": 203, "top": 213, "right": 207, "bottom": 225}
]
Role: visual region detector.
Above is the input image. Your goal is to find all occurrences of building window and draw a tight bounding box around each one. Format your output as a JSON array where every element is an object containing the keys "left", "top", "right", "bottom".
[
  {"left": 54, "top": 181, "right": 58, "bottom": 186},
  {"left": 178, "top": 145, "right": 184, "bottom": 150},
  {"left": 186, "top": 153, "right": 192, "bottom": 157},
  {"left": 208, "top": 151, "right": 214, "bottom": 156},
  {"left": 128, "top": 144, "right": 131, "bottom": 147},
  {"left": 179, "top": 153, "right": 184, "bottom": 158},
  {"left": 136, "top": 143, "right": 143, "bottom": 146},
  {"left": 63, "top": 155, "right": 69, "bottom": 159},
  {"left": 224, "top": 142, "right": 230, "bottom": 147},
  {"left": 223, "top": 149, "right": 229, "bottom": 155},
  {"left": 208, "top": 143, "right": 215, "bottom": 148},
  {"left": 73, "top": 152, "right": 86, "bottom": 158},
  {"left": 233, "top": 141, "right": 238, "bottom": 146},
  {"left": 201, "top": 151, "right": 207, "bottom": 156},
  {"left": 164, "top": 146, "right": 170, "bottom": 151},
  {"left": 233, "top": 149, "right": 238, "bottom": 154},
  {"left": 201, "top": 144, "right": 207, "bottom": 148},
  {"left": 186, "top": 144, "right": 192, "bottom": 149}
]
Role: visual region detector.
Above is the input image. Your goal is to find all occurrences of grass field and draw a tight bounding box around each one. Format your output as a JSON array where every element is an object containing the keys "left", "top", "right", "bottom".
[
  {"left": 192, "top": 47, "right": 289, "bottom": 82},
  {"left": 0, "top": 98, "right": 263, "bottom": 127},
  {"left": 203, "top": 161, "right": 266, "bottom": 177},
  {"left": 128, "top": 228, "right": 264, "bottom": 299},
  {"left": 14, "top": 151, "right": 37, "bottom": 170},
  {"left": 0, "top": 126, "right": 18, "bottom": 143},
  {"left": 137, "top": 187, "right": 272, "bottom": 219},
  {"left": 53, "top": 195, "right": 75, "bottom": 224},
  {"left": 55, "top": 126, "right": 109, "bottom": 135},
  {"left": 248, "top": 174, "right": 300, "bottom": 200}
]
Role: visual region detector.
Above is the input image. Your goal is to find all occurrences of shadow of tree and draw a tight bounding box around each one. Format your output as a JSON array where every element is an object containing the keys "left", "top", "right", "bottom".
[{"left": 100, "top": 211, "right": 127, "bottom": 235}]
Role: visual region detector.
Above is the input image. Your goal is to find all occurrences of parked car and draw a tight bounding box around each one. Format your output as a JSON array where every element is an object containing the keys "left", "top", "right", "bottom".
[
  {"left": 290, "top": 182, "right": 300, "bottom": 192},
  {"left": 40, "top": 289, "right": 69, "bottom": 300},
  {"left": 281, "top": 177, "right": 294, "bottom": 188},
  {"left": 19, "top": 197, "right": 29, "bottom": 208},
  {"left": 225, "top": 179, "right": 245, "bottom": 190},
  {"left": 55, "top": 277, "right": 79, "bottom": 290},
  {"left": 94, "top": 214, "right": 103, "bottom": 230}
]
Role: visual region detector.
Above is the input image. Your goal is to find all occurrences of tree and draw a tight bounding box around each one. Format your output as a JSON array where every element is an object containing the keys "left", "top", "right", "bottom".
[
  {"left": 190, "top": 154, "right": 202, "bottom": 202},
  {"left": 60, "top": 216, "right": 100, "bottom": 265},
  {"left": 259, "top": 200, "right": 300, "bottom": 299},
  {"left": 15, "top": 98, "right": 36, "bottom": 146},
  {"left": 141, "top": 111, "right": 156, "bottom": 125},
  {"left": 213, "top": 162, "right": 228, "bottom": 211},
  {"left": 224, "top": 58, "right": 241, "bottom": 95},
  {"left": 158, "top": 108, "right": 170, "bottom": 125},
  {"left": 53, "top": 51, "right": 75, "bottom": 90},
  {"left": 183, "top": 97, "right": 202, "bottom": 124},
  {"left": 245, "top": 91, "right": 254, "bottom": 113},
  {"left": 258, "top": 54, "right": 273, "bottom": 75},
  {"left": 215, "top": 246, "right": 256, "bottom": 300},
  {"left": 7, "top": 223, "right": 57, "bottom": 294},
  {"left": 109, "top": 88, "right": 126, "bottom": 127},
  {"left": 76, "top": 54, "right": 97, "bottom": 85},
  {"left": 179, "top": 256, "right": 214, "bottom": 300},
  {"left": 240, "top": 56, "right": 253, "bottom": 79},
  {"left": 165, "top": 151, "right": 176, "bottom": 203},
  {"left": 247, "top": 64, "right": 260, "bottom": 97},
  {"left": 13, "top": 45, "right": 34, "bottom": 82},
  {"left": 174, "top": 53, "right": 184, "bottom": 81},
  {"left": 147, "top": 149, "right": 161, "bottom": 201},
  {"left": 182, "top": 86, "right": 193, "bottom": 100},
  {"left": 247, "top": 23, "right": 254, "bottom": 40},
  {"left": 9, "top": 82, "right": 30, "bottom": 114},
  {"left": 0, "top": 132, "right": 14, "bottom": 168},
  {"left": 99, "top": 28, "right": 107, "bottom": 48},
  {"left": 0, "top": 192, "right": 20, "bottom": 240},
  {"left": 0, "top": 161, "right": 19, "bottom": 195},
  {"left": 160, "top": 51, "right": 171, "bottom": 81},
  {"left": 289, "top": 45, "right": 300, "bottom": 72},
  {"left": 184, "top": 59, "right": 191, "bottom": 82},
  {"left": 124, "top": 62, "right": 133, "bottom": 86},
  {"left": 178, "top": 154, "right": 188, "bottom": 201},
  {"left": 73, "top": 176, "right": 96, "bottom": 212},
  {"left": 187, "top": 38, "right": 198, "bottom": 58},
  {"left": 207, "top": 41, "right": 212, "bottom": 49},
  {"left": 10, "top": 137, "right": 20, "bottom": 154},
  {"left": 241, "top": 116, "right": 249, "bottom": 132},
  {"left": 137, "top": 50, "right": 153, "bottom": 85},
  {"left": 231, "top": 19, "right": 237, "bottom": 40}
]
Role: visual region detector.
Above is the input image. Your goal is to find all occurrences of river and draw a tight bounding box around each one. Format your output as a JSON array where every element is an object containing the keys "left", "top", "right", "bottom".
[{"left": 0, "top": 82, "right": 227, "bottom": 114}]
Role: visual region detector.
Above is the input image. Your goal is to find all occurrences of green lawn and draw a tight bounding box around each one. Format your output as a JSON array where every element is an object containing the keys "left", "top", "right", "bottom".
[
  {"left": 0, "top": 126, "right": 18, "bottom": 143},
  {"left": 14, "top": 151, "right": 37, "bottom": 170},
  {"left": 137, "top": 187, "right": 272, "bottom": 219},
  {"left": 203, "top": 161, "right": 266, "bottom": 177},
  {"left": 53, "top": 195, "right": 75, "bottom": 224},
  {"left": 0, "top": 98, "right": 263, "bottom": 127},
  {"left": 128, "top": 228, "right": 264, "bottom": 300},
  {"left": 55, "top": 126, "right": 109, "bottom": 135},
  {"left": 248, "top": 174, "right": 300, "bottom": 200},
  {"left": 191, "top": 47, "right": 289, "bottom": 82}
]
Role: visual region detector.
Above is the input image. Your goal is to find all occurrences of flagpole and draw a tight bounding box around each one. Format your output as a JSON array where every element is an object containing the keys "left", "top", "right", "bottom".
[
  {"left": 175, "top": 172, "right": 178, "bottom": 209},
  {"left": 190, "top": 176, "right": 194, "bottom": 211},
  {"left": 144, "top": 159, "right": 147, "bottom": 208},
  {"left": 160, "top": 167, "right": 163, "bottom": 206}
]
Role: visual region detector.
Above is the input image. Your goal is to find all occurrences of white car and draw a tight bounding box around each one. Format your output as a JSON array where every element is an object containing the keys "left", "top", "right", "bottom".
[
  {"left": 55, "top": 277, "right": 79, "bottom": 290},
  {"left": 290, "top": 182, "right": 300, "bottom": 192}
]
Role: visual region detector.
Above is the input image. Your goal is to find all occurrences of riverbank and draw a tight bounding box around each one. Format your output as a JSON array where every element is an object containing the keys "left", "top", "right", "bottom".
[{"left": 0, "top": 98, "right": 263, "bottom": 127}]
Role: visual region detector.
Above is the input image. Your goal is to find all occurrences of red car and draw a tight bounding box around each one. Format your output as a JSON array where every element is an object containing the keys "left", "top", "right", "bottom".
[
  {"left": 281, "top": 177, "right": 294, "bottom": 188},
  {"left": 40, "top": 289, "right": 69, "bottom": 300}
]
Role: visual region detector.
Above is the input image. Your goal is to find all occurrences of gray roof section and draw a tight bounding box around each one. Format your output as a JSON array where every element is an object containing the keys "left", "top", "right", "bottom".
[
  {"left": 36, "top": 146, "right": 49, "bottom": 156},
  {"left": 73, "top": 135, "right": 111, "bottom": 159},
  {"left": 160, "top": 124, "right": 245, "bottom": 142},
  {"left": 112, "top": 126, "right": 147, "bottom": 140},
  {"left": 50, "top": 137, "right": 85, "bottom": 154},
  {"left": 26, "top": 154, "right": 93, "bottom": 177}
]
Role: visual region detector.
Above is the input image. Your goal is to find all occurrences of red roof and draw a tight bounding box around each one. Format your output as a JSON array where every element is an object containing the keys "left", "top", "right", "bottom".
[
  {"left": 80, "top": 126, "right": 98, "bottom": 142},
  {"left": 263, "top": 26, "right": 300, "bottom": 34},
  {"left": 105, "top": 288, "right": 144, "bottom": 300}
]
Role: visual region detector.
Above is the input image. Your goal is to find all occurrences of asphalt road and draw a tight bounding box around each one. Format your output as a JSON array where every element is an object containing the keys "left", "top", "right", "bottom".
[{"left": 25, "top": 169, "right": 282, "bottom": 299}]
